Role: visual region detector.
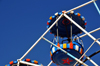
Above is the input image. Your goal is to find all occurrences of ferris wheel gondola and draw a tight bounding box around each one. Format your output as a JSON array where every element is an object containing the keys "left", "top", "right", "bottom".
[
  {"left": 47, "top": 11, "right": 87, "bottom": 38},
  {"left": 46, "top": 11, "right": 86, "bottom": 66},
  {"left": 5, "top": 59, "right": 43, "bottom": 66}
]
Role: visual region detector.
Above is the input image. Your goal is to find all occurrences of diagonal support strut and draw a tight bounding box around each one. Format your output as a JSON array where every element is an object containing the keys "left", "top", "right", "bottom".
[{"left": 64, "top": 14, "right": 100, "bottom": 46}]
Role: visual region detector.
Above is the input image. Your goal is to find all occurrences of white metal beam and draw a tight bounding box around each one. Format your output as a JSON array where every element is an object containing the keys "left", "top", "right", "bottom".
[
  {"left": 47, "top": 61, "right": 53, "bottom": 66},
  {"left": 19, "top": 61, "right": 43, "bottom": 66},
  {"left": 76, "top": 27, "right": 100, "bottom": 40},
  {"left": 65, "top": 0, "right": 96, "bottom": 14}
]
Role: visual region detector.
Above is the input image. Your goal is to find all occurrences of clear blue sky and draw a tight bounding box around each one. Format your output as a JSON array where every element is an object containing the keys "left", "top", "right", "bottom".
[{"left": 0, "top": 0, "right": 100, "bottom": 66}]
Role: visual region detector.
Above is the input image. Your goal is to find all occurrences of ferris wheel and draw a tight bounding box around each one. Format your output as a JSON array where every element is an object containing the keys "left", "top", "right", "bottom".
[{"left": 5, "top": 0, "right": 100, "bottom": 66}]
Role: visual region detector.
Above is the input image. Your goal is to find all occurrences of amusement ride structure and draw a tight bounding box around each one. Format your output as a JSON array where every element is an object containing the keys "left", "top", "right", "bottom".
[{"left": 5, "top": 0, "right": 100, "bottom": 66}]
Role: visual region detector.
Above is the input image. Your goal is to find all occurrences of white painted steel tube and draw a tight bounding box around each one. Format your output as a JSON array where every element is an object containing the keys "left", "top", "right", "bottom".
[
  {"left": 20, "top": 14, "right": 64, "bottom": 60},
  {"left": 64, "top": 14, "right": 100, "bottom": 45},
  {"left": 17, "top": 62, "right": 20, "bottom": 66},
  {"left": 47, "top": 61, "right": 53, "bottom": 66},
  {"left": 85, "top": 55, "right": 98, "bottom": 66},
  {"left": 76, "top": 27, "right": 100, "bottom": 40},
  {"left": 20, "top": 61, "right": 42, "bottom": 66},
  {"left": 65, "top": 0, "right": 96, "bottom": 14},
  {"left": 92, "top": 0, "right": 100, "bottom": 15},
  {"left": 43, "top": 37, "right": 88, "bottom": 66}
]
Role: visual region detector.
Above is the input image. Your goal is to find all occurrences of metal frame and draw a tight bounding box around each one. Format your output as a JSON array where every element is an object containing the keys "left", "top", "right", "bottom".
[
  {"left": 74, "top": 38, "right": 100, "bottom": 66},
  {"left": 84, "top": 55, "right": 98, "bottom": 66},
  {"left": 15, "top": 0, "right": 100, "bottom": 66},
  {"left": 78, "top": 50, "right": 100, "bottom": 66}
]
